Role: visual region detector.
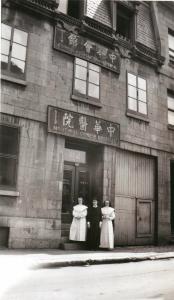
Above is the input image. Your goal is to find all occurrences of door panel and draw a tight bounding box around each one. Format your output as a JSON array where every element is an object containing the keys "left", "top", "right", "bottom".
[
  {"left": 61, "top": 164, "right": 89, "bottom": 234},
  {"left": 62, "top": 165, "right": 75, "bottom": 213},
  {"left": 77, "top": 166, "right": 89, "bottom": 206},
  {"left": 136, "top": 199, "right": 153, "bottom": 237}
]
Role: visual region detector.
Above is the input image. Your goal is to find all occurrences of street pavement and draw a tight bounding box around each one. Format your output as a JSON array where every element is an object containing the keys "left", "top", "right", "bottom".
[{"left": 0, "top": 256, "right": 174, "bottom": 300}]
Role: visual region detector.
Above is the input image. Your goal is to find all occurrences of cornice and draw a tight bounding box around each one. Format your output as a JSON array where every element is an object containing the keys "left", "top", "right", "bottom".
[
  {"left": 4, "top": 0, "right": 165, "bottom": 69},
  {"left": 6, "top": 0, "right": 58, "bottom": 20}
]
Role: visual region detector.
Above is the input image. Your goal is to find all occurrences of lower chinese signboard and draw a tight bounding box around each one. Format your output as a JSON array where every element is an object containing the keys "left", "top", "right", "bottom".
[{"left": 47, "top": 106, "right": 120, "bottom": 147}]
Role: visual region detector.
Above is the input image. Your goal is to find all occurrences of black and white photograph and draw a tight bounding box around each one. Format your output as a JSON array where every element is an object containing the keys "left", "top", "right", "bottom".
[{"left": 0, "top": 0, "right": 174, "bottom": 299}]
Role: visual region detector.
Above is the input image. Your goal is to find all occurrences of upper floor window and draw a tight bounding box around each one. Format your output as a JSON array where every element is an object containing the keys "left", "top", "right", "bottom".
[
  {"left": 0, "top": 125, "right": 19, "bottom": 189},
  {"left": 127, "top": 73, "right": 147, "bottom": 115},
  {"left": 1, "top": 23, "right": 28, "bottom": 80},
  {"left": 168, "top": 92, "right": 174, "bottom": 126},
  {"left": 73, "top": 58, "right": 100, "bottom": 101},
  {"left": 168, "top": 29, "right": 174, "bottom": 63},
  {"left": 116, "top": 3, "right": 134, "bottom": 40},
  {"left": 58, "top": 0, "right": 82, "bottom": 19}
]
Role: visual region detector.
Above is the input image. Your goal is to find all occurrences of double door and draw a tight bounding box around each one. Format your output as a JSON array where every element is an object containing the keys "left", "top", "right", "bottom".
[{"left": 62, "top": 163, "right": 89, "bottom": 224}]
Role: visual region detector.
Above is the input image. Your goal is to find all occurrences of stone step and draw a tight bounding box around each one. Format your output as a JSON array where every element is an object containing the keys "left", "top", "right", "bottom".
[{"left": 60, "top": 242, "right": 87, "bottom": 250}]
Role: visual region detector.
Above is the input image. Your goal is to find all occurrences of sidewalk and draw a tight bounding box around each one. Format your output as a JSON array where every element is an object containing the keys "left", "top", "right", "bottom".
[{"left": 1, "top": 245, "right": 174, "bottom": 268}]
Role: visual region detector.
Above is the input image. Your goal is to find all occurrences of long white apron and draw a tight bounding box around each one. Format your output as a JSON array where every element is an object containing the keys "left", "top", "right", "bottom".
[
  {"left": 69, "top": 204, "right": 87, "bottom": 241},
  {"left": 100, "top": 207, "right": 115, "bottom": 249}
]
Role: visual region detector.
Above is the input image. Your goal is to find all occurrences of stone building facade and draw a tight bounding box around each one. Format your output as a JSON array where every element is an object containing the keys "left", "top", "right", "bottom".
[{"left": 0, "top": 0, "right": 174, "bottom": 248}]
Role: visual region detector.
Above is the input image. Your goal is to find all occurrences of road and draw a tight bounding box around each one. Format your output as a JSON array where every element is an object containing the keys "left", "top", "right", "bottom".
[{"left": 1, "top": 258, "right": 174, "bottom": 300}]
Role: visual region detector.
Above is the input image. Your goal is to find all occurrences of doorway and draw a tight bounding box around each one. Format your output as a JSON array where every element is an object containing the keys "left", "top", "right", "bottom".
[
  {"left": 61, "top": 163, "right": 89, "bottom": 224},
  {"left": 61, "top": 140, "right": 103, "bottom": 239}
]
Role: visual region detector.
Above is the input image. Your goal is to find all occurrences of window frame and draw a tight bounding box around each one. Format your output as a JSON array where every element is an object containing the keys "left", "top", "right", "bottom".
[
  {"left": 168, "top": 29, "right": 174, "bottom": 65},
  {"left": 112, "top": 2, "right": 135, "bottom": 42},
  {"left": 167, "top": 91, "right": 174, "bottom": 128},
  {"left": 72, "top": 57, "right": 101, "bottom": 104},
  {"left": 0, "top": 124, "right": 20, "bottom": 190},
  {"left": 1, "top": 23, "right": 28, "bottom": 81},
  {"left": 126, "top": 71, "right": 148, "bottom": 118}
]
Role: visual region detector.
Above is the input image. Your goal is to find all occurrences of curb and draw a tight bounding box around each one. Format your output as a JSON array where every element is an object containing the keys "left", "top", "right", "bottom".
[{"left": 35, "top": 255, "right": 174, "bottom": 269}]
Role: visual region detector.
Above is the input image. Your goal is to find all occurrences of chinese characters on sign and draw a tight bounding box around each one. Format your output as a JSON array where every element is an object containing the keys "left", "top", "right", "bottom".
[
  {"left": 54, "top": 27, "right": 120, "bottom": 74},
  {"left": 48, "top": 106, "right": 120, "bottom": 146}
]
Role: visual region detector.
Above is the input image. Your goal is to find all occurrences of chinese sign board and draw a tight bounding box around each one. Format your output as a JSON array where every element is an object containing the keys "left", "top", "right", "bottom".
[
  {"left": 53, "top": 27, "right": 120, "bottom": 74},
  {"left": 48, "top": 106, "right": 120, "bottom": 147}
]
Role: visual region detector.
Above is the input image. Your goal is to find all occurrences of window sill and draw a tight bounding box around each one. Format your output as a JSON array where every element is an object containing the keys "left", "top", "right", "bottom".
[
  {"left": 126, "top": 111, "right": 149, "bottom": 123},
  {"left": 168, "top": 124, "right": 174, "bottom": 131},
  {"left": 1, "top": 74, "right": 27, "bottom": 86},
  {"left": 71, "top": 94, "right": 102, "bottom": 108},
  {"left": 0, "top": 189, "right": 20, "bottom": 197}
]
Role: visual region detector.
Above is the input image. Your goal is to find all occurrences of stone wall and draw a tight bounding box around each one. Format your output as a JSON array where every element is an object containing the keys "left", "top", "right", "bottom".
[{"left": 0, "top": 116, "right": 65, "bottom": 248}]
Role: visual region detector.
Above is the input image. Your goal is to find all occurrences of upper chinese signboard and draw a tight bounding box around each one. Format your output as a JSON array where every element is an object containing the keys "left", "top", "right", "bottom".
[
  {"left": 48, "top": 106, "right": 120, "bottom": 147},
  {"left": 53, "top": 27, "right": 120, "bottom": 74}
]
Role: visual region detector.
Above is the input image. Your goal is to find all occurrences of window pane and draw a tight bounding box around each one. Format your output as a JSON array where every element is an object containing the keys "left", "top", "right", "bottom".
[
  {"left": 139, "top": 101, "right": 147, "bottom": 115},
  {"left": 0, "top": 126, "right": 19, "bottom": 155},
  {"left": 88, "top": 83, "right": 99, "bottom": 99},
  {"left": 169, "top": 49, "right": 174, "bottom": 57},
  {"left": 168, "top": 110, "right": 174, "bottom": 125},
  {"left": 13, "top": 28, "right": 28, "bottom": 46},
  {"left": 169, "top": 34, "right": 174, "bottom": 50},
  {"left": 1, "top": 55, "right": 8, "bottom": 70},
  {"left": 1, "top": 23, "right": 11, "bottom": 40},
  {"left": 89, "top": 69, "right": 99, "bottom": 85},
  {"left": 128, "top": 97, "right": 137, "bottom": 111},
  {"left": 74, "top": 78, "right": 86, "bottom": 95},
  {"left": 1, "top": 54, "right": 8, "bottom": 63},
  {"left": 89, "top": 63, "right": 99, "bottom": 72},
  {"left": 1, "top": 39, "right": 10, "bottom": 55},
  {"left": 168, "top": 95, "right": 174, "bottom": 110},
  {"left": 10, "top": 58, "right": 25, "bottom": 75},
  {"left": 128, "top": 73, "right": 136, "bottom": 86},
  {"left": 138, "top": 77, "right": 146, "bottom": 90},
  {"left": 12, "top": 43, "right": 26, "bottom": 61},
  {"left": 128, "top": 85, "right": 136, "bottom": 99},
  {"left": 0, "top": 157, "right": 17, "bottom": 187},
  {"left": 75, "top": 65, "right": 87, "bottom": 80},
  {"left": 75, "top": 58, "right": 87, "bottom": 67},
  {"left": 138, "top": 89, "right": 147, "bottom": 102}
]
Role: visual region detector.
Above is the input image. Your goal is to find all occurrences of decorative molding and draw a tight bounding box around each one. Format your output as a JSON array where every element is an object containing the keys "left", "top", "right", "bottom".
[
  {"left": 7, "top": 0, "right": 58, "bottom": 20},
  {"left": 6, "top": 0, "right": 165, "bottom": 69}
]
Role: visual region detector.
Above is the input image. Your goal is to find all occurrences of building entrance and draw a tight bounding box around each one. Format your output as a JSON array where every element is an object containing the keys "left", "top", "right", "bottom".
[
  {"left": 61, "top": 141, "right": 103, "bottom": 240},
  {"left": 61, "top": 163, "right": 89, "bottom": 224}
]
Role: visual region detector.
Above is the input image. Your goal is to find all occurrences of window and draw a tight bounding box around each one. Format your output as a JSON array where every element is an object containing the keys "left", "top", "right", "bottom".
[
  {"left": 73, "top": 58, "right": 100, "bottom": 101},
  {"left": 1, "top": 23, "right": 28, "bottom": 80},
  {"left": 58, "top": 0, "right": 82, "bottom": 18},
  {"left": 168, "top": 30, "right": 174, "bottom": 63},
  {"left": 127, "top": 73, "right": 147, "bottom": 115},
  {"left": 68, "top": 0, "right": 81, "bottom": 19},
  {"left": 168, "top": 92, "right": 174, "bottom": 126},
  {"left": 116, "top": 3, "right": 134, "bottom": 40},
  {"left": 0, "top": 125, "right": 19, "bottom": 189}
]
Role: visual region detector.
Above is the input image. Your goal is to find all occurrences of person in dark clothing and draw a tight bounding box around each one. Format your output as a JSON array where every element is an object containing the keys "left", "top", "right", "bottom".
[{"left": 87, "top": 199, "right": 102, "bottom": 250}]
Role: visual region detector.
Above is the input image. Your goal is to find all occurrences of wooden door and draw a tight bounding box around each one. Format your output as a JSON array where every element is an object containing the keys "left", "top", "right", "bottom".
[{"left": 61, "top": 163, "right": 89, "bottom": 236}]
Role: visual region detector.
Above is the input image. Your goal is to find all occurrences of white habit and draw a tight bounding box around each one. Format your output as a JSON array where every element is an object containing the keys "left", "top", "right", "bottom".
[
  {"left": 69, "top": 204, "right": 88, "bottom": 241},
  {"left": 100, "top": 206, "right": 115, "bottom": 249}
]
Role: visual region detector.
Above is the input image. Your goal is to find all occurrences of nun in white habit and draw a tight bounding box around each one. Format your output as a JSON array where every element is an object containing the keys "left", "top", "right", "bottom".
[
  {"left": 100, "top": 200, "right": 115, "bottom": 249},
  {"left": 69, "top": 197, "right": 88, "bottom": 242}
]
